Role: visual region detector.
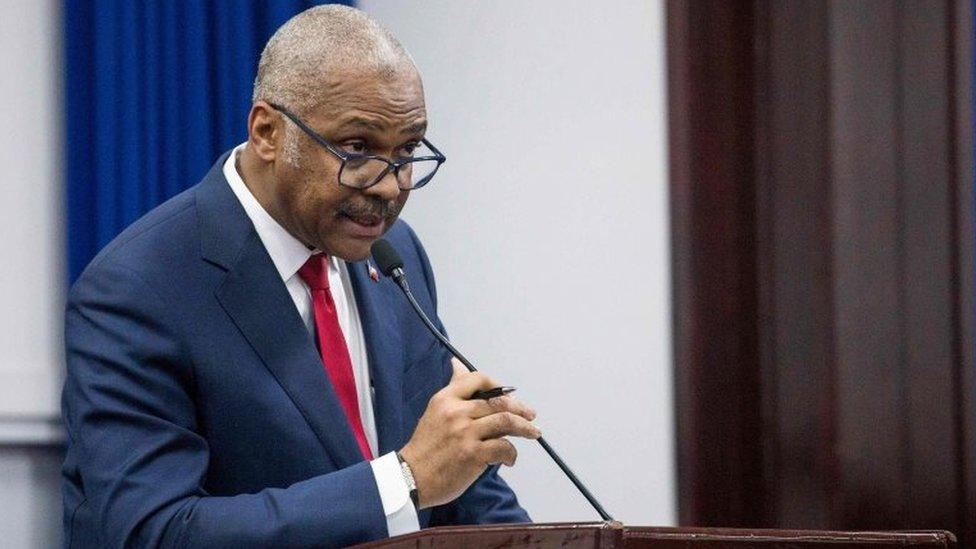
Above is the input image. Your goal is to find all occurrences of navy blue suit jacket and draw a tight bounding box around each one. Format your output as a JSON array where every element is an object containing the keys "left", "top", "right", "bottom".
[{"left": 61, "top": 152, "right": 529, "bottom": 548}]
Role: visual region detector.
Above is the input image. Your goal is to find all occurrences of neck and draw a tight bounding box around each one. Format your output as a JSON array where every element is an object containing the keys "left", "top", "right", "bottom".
[
  {"left": 237, "top": 145, "right": 274, "bottom": 210},
  {"left": 237, "top": 144, "right": 318, "bottom": 252}
]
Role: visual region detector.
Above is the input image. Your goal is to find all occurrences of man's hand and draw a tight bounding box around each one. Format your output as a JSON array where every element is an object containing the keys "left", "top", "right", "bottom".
[{"left": 398, "top": 359, "right": 540, "bottom": 509}]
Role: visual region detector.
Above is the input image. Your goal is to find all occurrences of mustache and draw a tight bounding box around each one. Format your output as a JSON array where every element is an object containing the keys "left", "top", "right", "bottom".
[{"left": 337, "top": 199, "right": 402, "bottom": 221}]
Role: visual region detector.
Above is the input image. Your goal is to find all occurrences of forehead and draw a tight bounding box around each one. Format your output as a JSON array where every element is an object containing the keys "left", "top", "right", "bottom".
[{"left": 311, "top": 68, "right": 426, "bottom": 131}]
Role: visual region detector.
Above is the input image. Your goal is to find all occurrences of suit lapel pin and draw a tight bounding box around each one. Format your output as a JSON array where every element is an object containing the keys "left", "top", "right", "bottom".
[{"left": 367, "top": 260, "right": 380, "bottom": 282}]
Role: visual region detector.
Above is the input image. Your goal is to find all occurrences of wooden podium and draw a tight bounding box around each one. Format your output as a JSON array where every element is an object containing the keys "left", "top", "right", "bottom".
[{"left": 353, "top": 522, "right": 957, "bottom": 548}]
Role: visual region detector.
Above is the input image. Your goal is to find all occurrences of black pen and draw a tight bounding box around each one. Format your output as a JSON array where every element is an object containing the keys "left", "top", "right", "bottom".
[{"left": 471, "top": 386, "right": 517, "bottom": 400}]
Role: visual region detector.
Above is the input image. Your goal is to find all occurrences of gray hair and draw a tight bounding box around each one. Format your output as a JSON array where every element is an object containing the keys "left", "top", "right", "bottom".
[{"left": 252, "top": 5, "right": 416, "bottom": 115}]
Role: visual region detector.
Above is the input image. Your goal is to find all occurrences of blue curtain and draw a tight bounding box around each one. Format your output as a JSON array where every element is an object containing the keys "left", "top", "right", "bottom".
[{"left": 64, "top": 0, "right": 351, "bottom": 282}]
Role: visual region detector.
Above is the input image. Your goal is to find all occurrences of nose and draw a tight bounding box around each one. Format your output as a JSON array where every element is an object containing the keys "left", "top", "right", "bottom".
[{"left": 363, "top": 167, "right": 402, "bottom": 202}]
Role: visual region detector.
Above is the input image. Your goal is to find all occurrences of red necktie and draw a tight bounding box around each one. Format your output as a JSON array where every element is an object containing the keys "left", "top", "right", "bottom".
[{"left": 298, "top": 254, "right": 374, "bottom": 460}]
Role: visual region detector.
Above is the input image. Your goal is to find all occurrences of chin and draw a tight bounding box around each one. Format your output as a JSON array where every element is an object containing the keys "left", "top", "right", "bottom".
[
  {"left": 326, "top": 238, "right": 375, "bottom": 263},
  {"left": 323, "top": 220, "right": 396, "bottom": 262}
]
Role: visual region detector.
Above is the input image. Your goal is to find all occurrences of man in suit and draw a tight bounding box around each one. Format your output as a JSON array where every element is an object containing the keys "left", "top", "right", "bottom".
[{"left": 61, "top": 5, "right": 539, "bottom": 547}]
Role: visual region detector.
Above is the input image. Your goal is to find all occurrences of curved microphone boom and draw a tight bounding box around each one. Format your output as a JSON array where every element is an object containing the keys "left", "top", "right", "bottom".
[{"left": 370, "top": 238, "right": 615, "bottom": 522}]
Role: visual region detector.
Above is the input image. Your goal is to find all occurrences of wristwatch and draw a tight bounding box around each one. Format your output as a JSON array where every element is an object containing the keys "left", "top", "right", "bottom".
[{"left": 395, "top": 451, "right": 419, "bottom": 509}]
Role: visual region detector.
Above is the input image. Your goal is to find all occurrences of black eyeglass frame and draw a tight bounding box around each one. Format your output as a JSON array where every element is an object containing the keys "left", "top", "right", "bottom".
[{"left": 269, "top": 102, "right": 446, "bottom": 191}]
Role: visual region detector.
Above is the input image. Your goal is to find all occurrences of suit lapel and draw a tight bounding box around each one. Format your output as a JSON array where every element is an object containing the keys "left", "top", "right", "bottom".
[
  {"left": 198, "top": 154, "right": 364, "bottom": 469},
  {"left": 348, "top": 262, "right": 406, "bottom": 455},
  {"left": 214, "top": 233, "right": 365, "bottom": 469}
]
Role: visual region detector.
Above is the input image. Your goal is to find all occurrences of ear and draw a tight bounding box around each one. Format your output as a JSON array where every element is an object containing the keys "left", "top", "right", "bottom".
[{"left": 247, "top": 101, "right": 283, "bottom": 163}]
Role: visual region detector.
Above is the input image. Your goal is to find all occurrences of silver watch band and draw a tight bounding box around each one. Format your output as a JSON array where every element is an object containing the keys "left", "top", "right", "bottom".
[{"left": 395, "top": 451, "right": 419, "bottom": 508}]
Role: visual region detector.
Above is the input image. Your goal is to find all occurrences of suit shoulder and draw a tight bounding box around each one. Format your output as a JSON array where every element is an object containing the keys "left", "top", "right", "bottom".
[
  {"left": 383, "top": 219, "right": 426, "bottom": 257},
  {"left": 383, "top": 219, "right": 441, "bottom": 300},
  {"left": 71, "top": 186, "right": 202, "bottom": 296},
  {"left": 382, "top": 218, "right": 414, "bottom": 243}
]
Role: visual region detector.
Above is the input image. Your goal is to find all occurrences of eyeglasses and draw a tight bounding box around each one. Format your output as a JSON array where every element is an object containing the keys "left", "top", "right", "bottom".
[{"left": 269, "top": 103, "right": 446, "bottom": 191}]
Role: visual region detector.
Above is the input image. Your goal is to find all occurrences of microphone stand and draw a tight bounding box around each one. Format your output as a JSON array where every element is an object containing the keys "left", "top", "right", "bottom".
[{"left": 386, "top": 265, "right": 615, "bottom": 522}]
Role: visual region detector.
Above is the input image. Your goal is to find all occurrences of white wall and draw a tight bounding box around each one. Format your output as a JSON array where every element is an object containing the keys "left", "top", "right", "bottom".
[
  {"left": 0, "top": 448, "right": 63, "bottom": 549},
  {"left": 0, "top": 0, "right": 65, "bottom": 546},
  {"left": 0, "top": 0, "right": 64, "bottom": 421},
  {"left": 360, "top": 0, "right": 675, "bottom": 525}
]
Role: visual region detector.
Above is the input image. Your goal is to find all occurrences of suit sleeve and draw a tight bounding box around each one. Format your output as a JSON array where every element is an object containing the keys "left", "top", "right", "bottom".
[
  {"left": 62, "top": 259, "right": 388, "bottom": 549},
  {"left": 401, "top": 226, "right": 532, "bottom": 526}
]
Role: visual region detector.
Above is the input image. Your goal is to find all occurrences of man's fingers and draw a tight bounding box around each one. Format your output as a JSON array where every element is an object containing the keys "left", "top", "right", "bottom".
[
  {"left": 480, "top": 438, "right": 518, "bottom": 467},
  {"left": 473, "top": 411, "right": 541, "bottom": 440},
  {"left": 457, "top": 399, "right": 496, "bottom": 419},
  {"left": 488, "top": 395, "right": 537, "bottom": 421},
  {"left": 445, "top": 369, "right": 499, "bottom": 399},
  {"left": 450, "top": 358, "right": 467, "bottom": 380},
  {"left": 460, "top": 396, "right": 536, "bottom": 421},
  {"left": 446, "top": 359, "right": 537, "bottom": 422}
]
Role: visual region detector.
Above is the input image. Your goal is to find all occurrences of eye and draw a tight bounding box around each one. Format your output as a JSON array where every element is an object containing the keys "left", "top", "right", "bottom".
[
  {"left": 398, "top": 142, "right": 419, "bottom": 158},
  {"left": 340, "top": 141, "right": 368, "bottom": 155}
]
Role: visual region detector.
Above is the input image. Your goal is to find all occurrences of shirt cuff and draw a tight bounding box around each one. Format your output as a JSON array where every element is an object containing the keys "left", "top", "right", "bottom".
[{"left": 370, "top": 451, "right": 420, "bottom": 537}]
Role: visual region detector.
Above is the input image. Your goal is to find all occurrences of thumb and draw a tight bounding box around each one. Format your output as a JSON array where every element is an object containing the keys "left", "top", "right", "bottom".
[{"left": 450, "top": 357, "right": 468, "bottom": 379}]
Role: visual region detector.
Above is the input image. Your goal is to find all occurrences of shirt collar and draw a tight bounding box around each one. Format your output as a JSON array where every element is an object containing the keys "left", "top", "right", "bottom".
[{"left": 223, "top": 143, "right": 316, "bottom": 282}]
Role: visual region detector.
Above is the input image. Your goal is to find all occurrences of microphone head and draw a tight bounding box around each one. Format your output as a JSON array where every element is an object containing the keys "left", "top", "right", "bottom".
[{"left": 371, "top": 239, "right": 404, "bottom": 277}]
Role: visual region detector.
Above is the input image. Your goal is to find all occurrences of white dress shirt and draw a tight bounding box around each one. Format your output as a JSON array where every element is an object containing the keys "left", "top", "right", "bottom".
[{"left": 224, "top": 144, "right": 419, "bottom": 536}]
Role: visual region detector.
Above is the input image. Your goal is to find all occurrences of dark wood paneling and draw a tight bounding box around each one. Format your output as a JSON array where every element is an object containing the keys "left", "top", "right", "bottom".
[
  {"left": 828, "top": 0, "right": 907, "bottom": 529},
  {"left": 949, "top": 2, "right": 976, "bottom": 545},
  {"left": 897, "top": 1, "right": 963, "bottom": 533},
  {"left": 668, "top": 0, "right": 975, "bottom": 543},
  {"left": 667, "top": 0, "right": 764, "bottom": 527},
  {"left": 756, "top": 0, "right": 836, "bottom": 527}
]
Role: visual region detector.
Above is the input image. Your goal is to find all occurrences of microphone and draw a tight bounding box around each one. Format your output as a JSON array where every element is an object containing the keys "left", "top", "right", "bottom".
[{"left": 371, "top": 239, "right": 614, "bottom": 522}]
